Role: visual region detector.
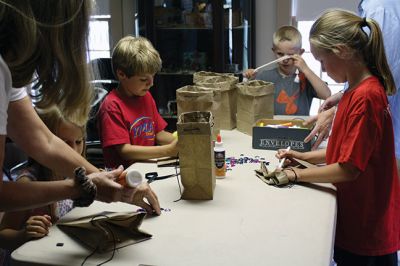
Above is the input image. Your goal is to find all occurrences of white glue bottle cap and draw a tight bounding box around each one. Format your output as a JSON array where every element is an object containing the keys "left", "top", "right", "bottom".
[
  {"left": 126, "top": 169, "right": 143, "bottom": 187},
  {"left": 118, "top": 169, "right": 143, "bottom": 188}
]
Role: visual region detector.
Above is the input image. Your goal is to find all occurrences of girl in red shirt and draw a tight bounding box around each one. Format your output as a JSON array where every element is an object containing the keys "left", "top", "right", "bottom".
[{"left": 276, "top": 9, "right": 400, "bottom": 266}]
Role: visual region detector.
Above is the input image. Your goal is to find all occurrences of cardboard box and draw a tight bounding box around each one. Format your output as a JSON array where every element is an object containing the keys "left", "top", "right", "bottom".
[{"left": 252, "top": 119, "right": 312, "bottom": 152}]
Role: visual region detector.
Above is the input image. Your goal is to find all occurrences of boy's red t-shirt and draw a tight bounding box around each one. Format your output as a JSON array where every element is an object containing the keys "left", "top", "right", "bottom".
[
  {"left": 98, "top": 89, "right": 167, "bottom": 168},
  {"left": 326, "top": 76, "right": 400, "bottom": 255}
]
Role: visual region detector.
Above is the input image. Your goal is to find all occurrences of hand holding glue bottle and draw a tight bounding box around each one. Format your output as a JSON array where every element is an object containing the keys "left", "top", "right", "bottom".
[
  {"left": 116, "top": 167, "right": 161, "bottom": 215},
  {"left": 117, "top": 168, "right": 143, "bottom": 188}
]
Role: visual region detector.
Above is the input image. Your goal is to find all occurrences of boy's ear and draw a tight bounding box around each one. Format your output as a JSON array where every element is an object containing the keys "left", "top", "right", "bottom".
[{"left": 116, "top": 69, "right": 127, "bottom": 80}]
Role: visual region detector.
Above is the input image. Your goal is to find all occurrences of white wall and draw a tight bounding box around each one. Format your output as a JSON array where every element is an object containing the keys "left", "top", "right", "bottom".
[
  {"left": 255, "top": 0, "right": 277, "bottom": 67},
  {"left": 109, "top": 0, "right": 136, "bottom": 48},
  {"left": 296, "top": 0, "right": 359, "bottom": 21}
]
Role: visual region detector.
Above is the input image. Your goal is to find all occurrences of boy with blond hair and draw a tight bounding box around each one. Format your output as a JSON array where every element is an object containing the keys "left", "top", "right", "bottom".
[
  {"left": 99, "top": 36, "right": 177, "bottom": 169},
  {"left": 244, "top": 25, "right": 331, "bottom": 115}
]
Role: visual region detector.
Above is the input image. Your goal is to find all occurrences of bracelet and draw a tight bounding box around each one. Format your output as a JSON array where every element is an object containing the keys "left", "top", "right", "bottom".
[
  {"left": 73, "top": 167, "right": 97, "bottom": 207},
  {"left": 285, "top": 167, "right": 298, "bottom": 183}
]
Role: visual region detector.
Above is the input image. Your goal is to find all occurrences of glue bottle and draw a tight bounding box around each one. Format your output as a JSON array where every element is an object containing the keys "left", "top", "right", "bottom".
[
  {"left": 214, "top": 134, "right": 226, "bottom": 178},
  {"left": 117, "top": 169, "right": 143, "bottom": 188}
]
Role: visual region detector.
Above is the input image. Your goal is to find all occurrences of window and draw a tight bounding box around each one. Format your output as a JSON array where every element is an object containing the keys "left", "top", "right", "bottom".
[
  {"left": 297, "top": 21, "right": 344, "bottom": 115},
  {"left": 88, "top": 15, "right": 111, "bottom": 61}
]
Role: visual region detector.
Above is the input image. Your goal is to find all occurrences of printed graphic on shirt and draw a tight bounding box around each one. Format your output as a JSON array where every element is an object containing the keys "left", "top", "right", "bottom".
[
  {"left": 276, "top": 90, "right": 299, "bottom": 114},
  {"left": 275, "top": 73, "right": 308, "bottom": 115},
  {"left": 130, "top": 116, "right": 155, "bottom": 141}
]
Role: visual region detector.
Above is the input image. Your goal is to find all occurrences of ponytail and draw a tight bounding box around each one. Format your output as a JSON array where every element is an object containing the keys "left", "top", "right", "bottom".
[
  {"left": 310, "top": 9, "right": 396, "bottom": 95},
  {"left": 362, "top": 18, "right": 396, "bottom": 95}
]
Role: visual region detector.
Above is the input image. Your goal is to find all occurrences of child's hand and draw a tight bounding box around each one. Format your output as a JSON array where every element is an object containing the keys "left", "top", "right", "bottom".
[
  {"left": 24, "top": 214, "right": 52, "bottom": 240},
  {"left": 291, "top": 54, "right": 309, "bottom": 73},
  {"left": 243, "top": 69, "right": 256, "bottom": 79},
  {"left": 166, "top": 139, "right": 178, "bottom": 157},
  {"left": 275, "top": 148, "right": 303, "bottom": 168}
]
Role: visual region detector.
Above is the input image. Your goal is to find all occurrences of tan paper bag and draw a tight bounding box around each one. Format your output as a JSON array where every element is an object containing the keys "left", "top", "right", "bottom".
[
  {"left": 58, "top": 211, "right": 151, "bottom": 253},
  {"left": 177, "top": 111, "right": 215, "bottom": 200},
  {"left": 176, "top": 85, "right": 221, "bottom": 138},
  {"left": 193, "top": 71, "right": 235, "bottom": 83},
  {"left": 194, "top": 74, "right": 239, "bottom": 130},
  {"left": 236, "top": 80, "right": 274, "bottom": 135}
]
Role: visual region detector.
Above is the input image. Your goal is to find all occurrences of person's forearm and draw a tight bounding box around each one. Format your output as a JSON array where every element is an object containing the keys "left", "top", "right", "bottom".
[
  {"left": 0, "top": 179, "right": 80, "bottom": 211},
  {"left": 1, "top": 133, "right": 82, "bottom": 211},
  {"left": 0, "top": 228, "right": 28, "bottom": 250},
  {"left": 294, "top": 163, "right": 358, "bottom": 183},
  {"left": 43, "top": 135, "right": 99, "bottom": 175},
  {"left": 302, "top": 67, "right": 331, "bottom": 99},
  {"left": 7, "top": 97, "right": 98, "bottom": 177},
  {"left": 156, "top": 130, "right": 175, "bottom": 145},
  {"left": 300, "top": 149, "right": 326, "bottom": 164},
  {"left": 118, "top": 144, "right": 175, "bottom": 161},
  {"left": 18, "top": 133, "right": 98, "bottom": 176}
]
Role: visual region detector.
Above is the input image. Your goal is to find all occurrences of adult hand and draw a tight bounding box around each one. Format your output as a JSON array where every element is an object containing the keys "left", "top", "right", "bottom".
[
  {"left": 303, "top": 108, "right": 336, "bottom": 149},
  {"left": 243, "top": 69, "right": 256, "bottom": 79},
  {"left": 88, "top": 166, "right": 125, "bottom": 203},
  {"left": 319, "top": 92, "right": 343, "bottom": 112},
  {"left": 89, "top": 167, "right": 161, "bottom": 215},
  {"left": 24, "top": 214, "right": 52, "bottom": 239},
  {"left": 128, "top": 182, "right": 161, "bottom": 215}
]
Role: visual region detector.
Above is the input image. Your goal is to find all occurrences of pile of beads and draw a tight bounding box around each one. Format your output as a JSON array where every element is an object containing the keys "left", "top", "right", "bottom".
[{"left": 225, "top": 154, "right": 269, "bottom": 170}]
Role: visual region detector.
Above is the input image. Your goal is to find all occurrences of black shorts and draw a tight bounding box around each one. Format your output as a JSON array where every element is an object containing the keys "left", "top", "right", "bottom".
[{"left": 334, "top": 246, "right": 398, "bottom": 266}]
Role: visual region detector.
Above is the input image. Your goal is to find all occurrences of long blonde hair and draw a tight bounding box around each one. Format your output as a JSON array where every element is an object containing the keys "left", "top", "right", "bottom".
[
  {"left": 309, "top": 9, "right": 395, "bottom": 95},
  {"left": 0, "top": 0, "right": 93, "bottom": 120}
]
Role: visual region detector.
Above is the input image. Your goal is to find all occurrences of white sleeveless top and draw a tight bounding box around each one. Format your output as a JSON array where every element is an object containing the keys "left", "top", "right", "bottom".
[{"left": 0, "top": 55, "right": 28, "bottom": 135}]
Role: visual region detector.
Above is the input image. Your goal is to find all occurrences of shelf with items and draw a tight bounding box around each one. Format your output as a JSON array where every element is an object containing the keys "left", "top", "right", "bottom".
[
  {"left": 155, "top": 25, "right": 249, "bottom": 31},
  {"left": 137, "top": 0, "right": 255, "bottom": 129},
  {"left": 156, "top": 26, "right": 213, "bottom": 30}
]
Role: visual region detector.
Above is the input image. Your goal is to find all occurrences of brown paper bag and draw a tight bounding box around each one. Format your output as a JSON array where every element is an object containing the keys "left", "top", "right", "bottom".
[
  {"left": 255, "top": 157, "right": 316, "bottom": 186},
  {"left": 236, "top": 80, "right": 274, "bottom": 135},
  {"left": 194, "top": 74, "right": 239, "bottom": 130},
  {"left": 192, "top": 71, "right": 235, "bottom": 83},
  {"left": 58, "top": 211, "right": 151, "bottom": 253},
  {"left": 177, "top": 111, "right": 215, "bottom": 200},
  {"left": 176, "top": 85, "right": 221, "bottom": 138}
]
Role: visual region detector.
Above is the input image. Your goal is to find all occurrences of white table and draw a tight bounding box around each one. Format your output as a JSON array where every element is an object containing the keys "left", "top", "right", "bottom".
[{"left": 11, "top": 130, "right": 337, "bottom": 266}]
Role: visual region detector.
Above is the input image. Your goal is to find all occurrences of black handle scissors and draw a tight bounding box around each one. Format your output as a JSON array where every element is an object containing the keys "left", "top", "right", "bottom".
[{"left": 145, "top": 172, "right": 180, "bottom": 183}]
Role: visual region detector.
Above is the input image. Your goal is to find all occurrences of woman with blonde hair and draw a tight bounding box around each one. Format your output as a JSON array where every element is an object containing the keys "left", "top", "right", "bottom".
[{"left": 0, "top": 0, "right": 160, "bottom": 214}]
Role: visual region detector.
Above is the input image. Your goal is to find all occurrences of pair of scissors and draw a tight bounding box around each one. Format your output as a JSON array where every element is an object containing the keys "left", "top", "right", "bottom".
[{"left": 145, "top": 172, "right": 180, "bottom": 183}]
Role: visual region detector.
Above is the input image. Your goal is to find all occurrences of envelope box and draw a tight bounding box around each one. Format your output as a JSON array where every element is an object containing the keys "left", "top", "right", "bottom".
[{"left": 252, "top": 119, "right": 313, "bottom": 152}]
